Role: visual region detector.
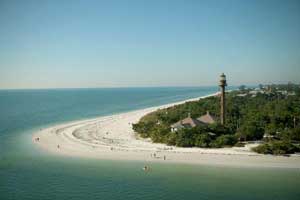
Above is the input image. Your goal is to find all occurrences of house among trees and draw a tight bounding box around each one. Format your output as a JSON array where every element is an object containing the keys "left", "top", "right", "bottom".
[
  {"left": 197, "top": 111, "right": 217, "bottom": 124},
  {"left": 171, "top": 74, "right": 226, "bottom": 133},
  {"left": 171, "top": 111, "right": 217, "bottom": 132}
]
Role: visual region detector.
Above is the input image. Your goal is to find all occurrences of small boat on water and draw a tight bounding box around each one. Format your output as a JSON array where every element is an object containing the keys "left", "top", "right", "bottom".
[{"left": 142, "top": 165, "right": 150, "bottom": 171}]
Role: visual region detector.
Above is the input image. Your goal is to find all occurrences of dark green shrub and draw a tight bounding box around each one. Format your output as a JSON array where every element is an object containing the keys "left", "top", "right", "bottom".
[
  {"left": 194, "top": 133, "right": 212, "bottom": 148},
  {"left": 211, "top": 135, "right": 237, "bottom": 148},
  {"left": 252, "top": 141, "right": 300, "bottom": 155}
]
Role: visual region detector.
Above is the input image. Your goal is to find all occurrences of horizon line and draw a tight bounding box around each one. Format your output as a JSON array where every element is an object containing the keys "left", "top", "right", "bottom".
[{"left": 0, "top": 82, "right": 293, "bottom": 91}]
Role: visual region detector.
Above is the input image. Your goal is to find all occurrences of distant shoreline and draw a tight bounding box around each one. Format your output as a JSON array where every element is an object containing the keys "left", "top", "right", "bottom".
[{"left": 32, "top": 91, "right": 300, "bottom": 169}]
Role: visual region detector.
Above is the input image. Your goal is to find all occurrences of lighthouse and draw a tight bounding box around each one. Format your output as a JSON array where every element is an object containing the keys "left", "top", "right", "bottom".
[{"left": 219, "top": 73, "right": 227, "bottom": 125}]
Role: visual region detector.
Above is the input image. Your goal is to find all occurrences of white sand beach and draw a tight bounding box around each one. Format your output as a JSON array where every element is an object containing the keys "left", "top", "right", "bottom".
[{"left": 33, "top": 93, "right": 300, "bottom": 168}]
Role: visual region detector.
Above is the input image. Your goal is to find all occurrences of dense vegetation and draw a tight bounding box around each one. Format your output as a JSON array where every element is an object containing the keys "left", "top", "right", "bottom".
[
  {"left": 252, "top": 140, "right": 300, "bottom": 155},
  {"left": 133, "top": 83, "right": 300, "bottom": 154}
]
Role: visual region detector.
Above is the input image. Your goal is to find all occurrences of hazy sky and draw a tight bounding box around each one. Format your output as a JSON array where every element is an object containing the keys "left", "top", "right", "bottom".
[{"left": 0, "top": 0, "right": 299, "bottom": 89}]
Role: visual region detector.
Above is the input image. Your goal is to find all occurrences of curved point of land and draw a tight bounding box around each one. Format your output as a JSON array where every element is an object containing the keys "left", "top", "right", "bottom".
[{"left": 32, "top": 93, "right": 300, "bottom": 169}]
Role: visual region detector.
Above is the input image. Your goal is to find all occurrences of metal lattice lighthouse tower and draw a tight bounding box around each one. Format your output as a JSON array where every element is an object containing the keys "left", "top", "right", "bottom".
[{"left": 219, "top": 73, "right": 227, "bottom": 125}]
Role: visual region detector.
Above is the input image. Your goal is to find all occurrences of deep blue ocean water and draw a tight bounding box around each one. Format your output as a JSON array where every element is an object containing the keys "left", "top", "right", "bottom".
[{"left": 0, "top": 87, "right": 299, "bottom": 200}]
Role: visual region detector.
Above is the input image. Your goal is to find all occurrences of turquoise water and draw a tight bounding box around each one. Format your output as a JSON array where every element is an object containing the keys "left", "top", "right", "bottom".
[{"left": 1, "top": 87, "right": 299, "bottom": 200}]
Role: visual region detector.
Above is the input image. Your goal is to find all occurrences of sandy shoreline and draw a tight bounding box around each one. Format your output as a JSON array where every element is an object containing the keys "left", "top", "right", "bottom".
[{"left": 32, "top": 93, "right": 300, "bottom": 169}]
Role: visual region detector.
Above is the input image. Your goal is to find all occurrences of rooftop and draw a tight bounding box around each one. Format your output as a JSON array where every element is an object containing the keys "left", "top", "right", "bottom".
[
  {"left": 171, "top": 111, "right": 217, "bottom": 131},
  {"left": 197, "top": 111, "right": 217, "bottom": 124}
]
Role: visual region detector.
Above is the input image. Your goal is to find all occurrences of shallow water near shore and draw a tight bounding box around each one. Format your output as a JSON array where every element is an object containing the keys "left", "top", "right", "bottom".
[
  {"left": 2, "top": 156, "right": 300, "bottom": 200},
  {"left": 1, "top": 87, "right": 300, "bottom": 200}
]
